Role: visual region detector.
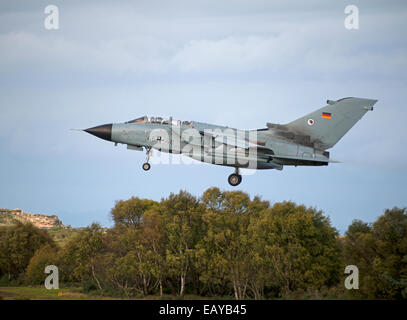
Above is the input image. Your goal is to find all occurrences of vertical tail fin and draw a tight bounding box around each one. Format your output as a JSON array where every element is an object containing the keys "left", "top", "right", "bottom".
[{"left": 283, "top": 97, "right": 378, "bottom": 150}]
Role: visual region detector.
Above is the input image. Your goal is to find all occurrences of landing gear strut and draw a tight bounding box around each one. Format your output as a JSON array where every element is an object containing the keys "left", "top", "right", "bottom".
[
  {"left": 142, "top": 147, "right": 152, "bottom": 171},
  {"left": 228, "top": 168, "right": 242, "bottom": 186}
]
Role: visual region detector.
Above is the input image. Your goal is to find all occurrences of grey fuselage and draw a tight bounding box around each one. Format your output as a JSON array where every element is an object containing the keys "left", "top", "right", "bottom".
[
  {"left": 106, "top": 119, "right": 329, "bottom": 170},
  {"left": 82, "top": 97, "right": 377, "bottom": 177}
]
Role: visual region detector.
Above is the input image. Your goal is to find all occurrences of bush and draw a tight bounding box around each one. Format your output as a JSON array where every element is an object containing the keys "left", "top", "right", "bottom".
[
  {"left": 0, "top": 222, "right": 56, "bottom": 279},
  {"left": 0, "top": 274, "right": 21, "bottom": 286},
  {"left": 25, "top": 244, "right": 59, "bottom": 285}
]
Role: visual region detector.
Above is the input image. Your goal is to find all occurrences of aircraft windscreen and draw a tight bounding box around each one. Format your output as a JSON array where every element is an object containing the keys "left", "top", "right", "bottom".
[{"left": 126, "top": 116, "right": 148, "bottom": 124}]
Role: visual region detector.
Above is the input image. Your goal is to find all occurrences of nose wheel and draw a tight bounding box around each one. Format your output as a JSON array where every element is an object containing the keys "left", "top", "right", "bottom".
[
  {"left": 228, "top": 168, "right": 242, "bottom": 186},
  {"left": 142, "top": 147, "right": 152, "bottom": 171}
]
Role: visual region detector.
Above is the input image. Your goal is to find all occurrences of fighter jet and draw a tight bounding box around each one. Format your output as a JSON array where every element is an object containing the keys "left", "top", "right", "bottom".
[{"left": 79, "top": 97, "right": 377, "bottom": 186}]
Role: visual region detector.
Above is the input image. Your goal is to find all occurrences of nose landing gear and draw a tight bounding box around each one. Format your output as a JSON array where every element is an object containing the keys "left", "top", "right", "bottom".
[
  {"left": 228, "top": 168, "right": 242, "bottom": 186},
  {"left": 142, "top": 147, "right": 152, "bottom": 171}
]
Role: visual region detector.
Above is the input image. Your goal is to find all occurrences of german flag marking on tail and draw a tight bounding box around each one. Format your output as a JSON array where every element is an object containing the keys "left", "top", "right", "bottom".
[{"left": 321, "top": 112, "right": 332, "bottom": 119}]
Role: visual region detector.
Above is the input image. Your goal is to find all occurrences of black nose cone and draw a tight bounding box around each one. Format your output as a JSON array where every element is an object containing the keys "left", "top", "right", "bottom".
[{"left": 85, "top": 124, "right": 112, "bottom": 141}]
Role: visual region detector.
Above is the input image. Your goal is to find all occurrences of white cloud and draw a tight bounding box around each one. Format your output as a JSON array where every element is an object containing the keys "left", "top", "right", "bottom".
[
  {"left": 0, "top": 0, "right": 406, "bottom": 167},
  {"left": 1, "top": 1, "right": 406, "bottom": 78},
  {"left": 171, "top": 35, "right": 291, "bottom": 73}
]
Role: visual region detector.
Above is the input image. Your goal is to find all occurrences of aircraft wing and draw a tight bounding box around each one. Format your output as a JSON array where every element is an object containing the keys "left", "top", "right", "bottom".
[
  {"left": 270, "top": 154, "right": 332, "bottom": 163},
  {"left": 197, "top": 130, "right": 272, "bottom": 152}
]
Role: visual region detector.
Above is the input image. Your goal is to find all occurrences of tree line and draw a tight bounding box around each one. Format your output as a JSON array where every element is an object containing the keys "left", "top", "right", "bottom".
[{"left": 0, "top": 187, "right": 406, "bottom": 299}]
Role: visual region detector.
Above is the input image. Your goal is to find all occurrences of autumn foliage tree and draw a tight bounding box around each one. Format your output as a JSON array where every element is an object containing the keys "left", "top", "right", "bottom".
[
  {"left": 343, "top": 207, "right": 407, "bottom": 299},
  {"left": 25, "top": 244, "right": 59, "bottom": 285},
  {"left": 161, "top": 190, "right": 205, "bottom": 296},
  {"left": 0, "top": 221, "right": 56, "bottom": 281},
  {"left": 2, "top": 189, "right": 405, "bottom": 300}
]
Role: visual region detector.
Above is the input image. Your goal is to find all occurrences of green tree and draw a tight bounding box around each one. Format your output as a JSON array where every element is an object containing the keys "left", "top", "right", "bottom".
[
  {"left": 25, "top": 244, "right": 59, "bottom": 285},
  {"left": 139, "top": 209, "right": 166, "bottom": 296},
  {"left": 111, "top": 197, "right": 159, "bottom": 228},
  {"left": 162, "top": 190, "right": 204, "bottom": 296},
  {"left": 0, "top": 222, "right": 55, "bottom": 280},
  {"left": 251, "top": 201, "right": 341, "bottom": 297},
  {"left": 106, "top": 227, "right": 155, "bottom": 296},
  {"left": 198, "top": 188, "right": 255, "bottom": 299},
  {"left": 59, "top": 223, "right": 105, "bottom": 290},
  {"left": 372, "top": 207, "right": 407, "bottom": 298},
  {"left": 342, "top": 219, "right": 376, "bottom": 298},
  {"left": 105, "top": 200, "right": 166, "bottom": 297},
  {"left": 343, "top": 208, "right": 407, "bottom": 299}
]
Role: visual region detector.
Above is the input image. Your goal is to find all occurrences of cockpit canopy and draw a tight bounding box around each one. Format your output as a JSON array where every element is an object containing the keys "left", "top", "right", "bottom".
[
  {"left": 126, "top": 116, "right": 191, "bottom": 126},
  {"left": 126, "top": 116, "right": 149, "bottom": 124}
]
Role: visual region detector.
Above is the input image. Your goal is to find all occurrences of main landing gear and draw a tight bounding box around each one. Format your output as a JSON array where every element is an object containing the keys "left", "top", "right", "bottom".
[
  {"left": 228, "top": 168, "right": 242, "bottom": 186},
  {"left": 142, "top": 147, "right": 152, "bottom": 171}
]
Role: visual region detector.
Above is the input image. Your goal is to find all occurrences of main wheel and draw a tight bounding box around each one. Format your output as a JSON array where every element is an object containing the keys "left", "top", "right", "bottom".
[
  {"left": 142, "top": 163, "right": 151, "bottom": 171},
  {"left": 228, "top": 173, "right": 241, "bottom": 186}
]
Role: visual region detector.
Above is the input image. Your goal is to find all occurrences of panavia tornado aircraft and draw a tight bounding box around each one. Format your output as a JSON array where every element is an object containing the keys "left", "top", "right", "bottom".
[{"left": 78, "top": 97, "right": 377, "bottom": 186}]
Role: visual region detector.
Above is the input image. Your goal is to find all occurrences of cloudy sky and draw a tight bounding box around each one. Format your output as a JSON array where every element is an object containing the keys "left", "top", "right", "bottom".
[{"left": 0, "top": 0, "right": 406, "bottom": 232}]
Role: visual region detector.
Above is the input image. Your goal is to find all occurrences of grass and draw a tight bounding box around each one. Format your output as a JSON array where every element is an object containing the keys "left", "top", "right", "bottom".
[
  {"left": 0, "top": 286, "right": 236, "bottom": 300},
  {"left": 0, "top": 286, "right": 110, "bottom": 300}
]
